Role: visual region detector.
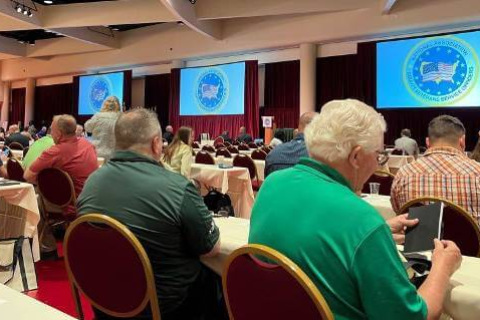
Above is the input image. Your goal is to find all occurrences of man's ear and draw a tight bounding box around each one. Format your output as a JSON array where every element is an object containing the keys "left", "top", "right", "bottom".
[{"left": 348, "top": 146, "right": 362, "bottom": 169}]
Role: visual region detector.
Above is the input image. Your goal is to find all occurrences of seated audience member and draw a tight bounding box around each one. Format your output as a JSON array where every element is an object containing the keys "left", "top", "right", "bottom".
[
  {"left": 236, "top": 126, "right": 253, "bottom": 143},
  {"left": 21, "top": 126, "right": 34, "bottom": 142},
  {"left": 269, "top": 129, "right": 285, "bottom": 148},
  {"left": 219, "top": 130, "right": 232, "bottom": 143},
  {"left": 27, "top": 120, "right": 37, "bottom": 137},
  {"left": 84, "top": 96, "right": 121, "bottom": 161},
  {"left": 163, "top": 125, "right": 174, "bottom": 144},
  {"left": 292, "top": 128, "right": 299, "bottom": 139},
  {"left": 36, "top": 126, "right": 47, "bottom": 139},
  {"left": 24, "top": 115, "right": 98, "bottom": 197},
  {"left": 75, "top": 124, "right": 84, "bottom": 137},
  {"left": 22, "top": 127, "right": 55, "bottom": 169},
  {"left": 77, "top": 109, "right": 224, "bottom": 320},
  {"left": 394, "top": 128, "right": 419, "bottom": 156},
  {"left": 5, "top": 124, "right": 30, "bottom": 148},
  {"left": 264, "top": 112, "right": 316, "bottom": 177},
  {"left": 249, "top": 99, "right": 462, "bottom": 320},
  {"left": 162, "top": 126, "right": 193, "bottom": 179},
  {"left": 391, "top": 115, "right": 480, "bottom": 225},
  {"left": 0, "top": 127, "right": 5, "bottom": 140}
]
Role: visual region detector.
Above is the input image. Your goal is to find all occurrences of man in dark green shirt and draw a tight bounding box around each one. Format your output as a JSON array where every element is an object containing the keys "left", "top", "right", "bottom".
[
  {"left": 249, "top": 99, "right": 462, "bottom": 320},
  {"left": 77, "top": 109, "right": 223, "bottom": 320}
]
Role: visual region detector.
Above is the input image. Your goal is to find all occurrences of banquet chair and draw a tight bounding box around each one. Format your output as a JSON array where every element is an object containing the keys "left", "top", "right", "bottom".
[
  {"left": 216, "top": 148, "right": 232, "bottom": 158},
  {"left": 192, "top": 141, "right": 200, "bottom": 149},
  {"left": 233, "top": 154, "right": 261, "bottom": 191},
  {"left": 8, "top": 142, "right": 24, "bottom": 150},
  {"left": 224, "top": 141, "right": 231, "bottom": 147},
  {"left": 195, "top": 151, "right": 215, "bottom": 165},
  {"left": 261, "top": 146, "right": 271, "bottom": 154},
  {"left": 223, "top": 244, "right": 334, "bottom": 320},
  {"left": 238, "top": 144, "right": 250, "bottom": 151},
  {"left": 251, "top": 149, "right": 267, "bottom": 160},
  {"left": 37, "top": 168, "right": 77, "bottom": 243},
  {"left": 214, "top": 136, "right": 224, "bottom": 146},
  {"left": 391, "top": 149, "right": 405, "bottom": 155},
  {"left": 64, "top": 214, "right": 160, "bottom": 320},
  {"left": 248, "top": 142, "right": 257, "bottom": 149},
  {"left": 232, "top": 140, "right": 240, "bottom": 146},
  {"left": 6, "top": 157, "right": 25, "bottom": 182},
  {"left": 202, "top": 145, "right": 216, "bottom": 153},
  {"left": 215, "top": 143, "right": 225, "bottom": 150},
  {"left": 399, "top": 197, "right": 480, "bottom": 257},
  {"left": 23, "top": 146, "right": 29, "bottom": 159},
  {"left": 227, "top": 145, "right": 239, "bottom": 154},
  {"left": 361, "top": 170, "right": 395, "bottom": 196}
]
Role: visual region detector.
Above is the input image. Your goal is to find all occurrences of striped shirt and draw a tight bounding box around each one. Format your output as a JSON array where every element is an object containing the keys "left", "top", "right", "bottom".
[{"left": 391, "top": 146, "right": 480, "bottom": 226}]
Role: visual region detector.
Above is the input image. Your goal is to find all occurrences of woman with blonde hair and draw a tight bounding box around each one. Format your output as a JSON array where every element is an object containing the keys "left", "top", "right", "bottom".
[
  {"left": 85, "top": 96, "right": 121, "bottom": 160},
  {"left": 162, "top": 126, "right": 193, "bottom": 179}
]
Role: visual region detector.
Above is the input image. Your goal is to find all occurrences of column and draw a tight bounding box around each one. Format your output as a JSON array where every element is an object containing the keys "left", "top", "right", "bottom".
[
  {"left": 1, "top": 81, "right": 11, "bottom": 126},
  {"left": 300, "top": 43, "right": 317, "bottom": 115},
  {"left": 25, "top": 78, "right": 36, "bottom": 126}
]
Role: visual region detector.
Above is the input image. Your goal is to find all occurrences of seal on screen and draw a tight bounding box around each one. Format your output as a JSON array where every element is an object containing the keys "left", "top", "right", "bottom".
[
  {"left": 88, "top": 76, "right": 113, "bottom": 114},
  {"left": 195, "top": 67, "right": 229, "bottom": 114},
  {"left": 403, "top": 36, "right": 479, "bottom": 106}
]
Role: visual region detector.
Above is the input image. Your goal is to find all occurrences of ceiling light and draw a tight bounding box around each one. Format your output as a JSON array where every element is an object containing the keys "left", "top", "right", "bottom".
[
  {"left": 28, "top": 10, "right": 33, "bottom": 17},
  {"left": 43, "top": 0, "right": 53, "bottom": 3},
  {"left": 28, "top": 40, "right": 35, "bottom": 46},
  {"left": 16, "top": 5, "right": 22, "bottom": 13},
  {"left": 23, "top": 8, "right": 28, "bottom": 15}
]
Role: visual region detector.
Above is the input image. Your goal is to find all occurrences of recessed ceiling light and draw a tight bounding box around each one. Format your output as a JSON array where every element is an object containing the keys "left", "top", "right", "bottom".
[
  {"left": 16, "top": 5, "right": 22, "bottom": 13},
  {"left": 44, "top": 0, "right": 53, "bottom": 4},
  {"left": 23, "top": 8, "right": 28, "bottom": 15}
]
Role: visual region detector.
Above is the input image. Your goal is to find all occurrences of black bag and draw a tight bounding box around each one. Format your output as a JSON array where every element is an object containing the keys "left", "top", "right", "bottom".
[{"left": 203, "top": 189, "right": 234, "bottom": 216}]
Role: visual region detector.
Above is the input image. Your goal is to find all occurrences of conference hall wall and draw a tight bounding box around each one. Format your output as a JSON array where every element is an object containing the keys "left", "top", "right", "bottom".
[{"left": 317, "top": 36, "right": 480, "bottom": 151}]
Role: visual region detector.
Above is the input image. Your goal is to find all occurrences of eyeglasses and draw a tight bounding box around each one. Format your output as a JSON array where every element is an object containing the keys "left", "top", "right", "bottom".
[{"left": 376, "top": 150, "right": 389, "bottom": 166}]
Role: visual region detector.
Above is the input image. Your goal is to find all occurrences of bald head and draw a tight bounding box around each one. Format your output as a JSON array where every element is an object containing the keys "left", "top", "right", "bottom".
[
  {"left": 298, "top": 112, "right": 317, "bottom": 132},
  {"left": 51, "top": 115, "right": 77, "bottom": 144}
]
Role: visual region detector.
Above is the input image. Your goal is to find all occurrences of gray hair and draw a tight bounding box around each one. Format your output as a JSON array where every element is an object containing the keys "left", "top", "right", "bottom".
[
  {"left": 305, "top": 99, "right": 386, "bottom": 162},
  {"left": 115, "top": 108, "right": 162, "bottom": 150},
  {"left": 428, "top": 115, "right": 465, "bottom": 144},
  {"left": 401, "top": 128, "right": 411, "bottom": 138},
  {"left": 53, "top": 115, "right": 77, "bottom": 136}
]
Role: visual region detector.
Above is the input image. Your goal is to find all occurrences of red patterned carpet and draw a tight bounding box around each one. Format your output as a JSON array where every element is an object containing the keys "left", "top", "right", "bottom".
[{"left": 25, "top": 242, "right": 95, "bottom": 320}]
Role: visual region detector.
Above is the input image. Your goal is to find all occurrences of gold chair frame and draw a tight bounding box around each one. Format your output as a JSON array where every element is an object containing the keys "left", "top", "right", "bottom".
[
  {"left": 64, "top": 213, "right": 161, "bottom": 320},
  {"left": 372, "top": 169, "right": 395, "bottom": 178},
  {"left": 399, "top": 196, "right": 480, "bottom": 257},
  {"left": 223, "top": 244, "right": 334, "bottom": 320}
]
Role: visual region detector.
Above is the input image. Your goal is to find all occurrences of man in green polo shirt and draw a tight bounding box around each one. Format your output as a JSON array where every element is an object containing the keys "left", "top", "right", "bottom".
[
  {"left": 77, "top": 109, "right": 224, "bottom": 320},
  {"left": 249, "top": 99, "right": 461, "bottom": 320},
  {"left": 22, "top": 127, "right": 54, "bottom": 169}
]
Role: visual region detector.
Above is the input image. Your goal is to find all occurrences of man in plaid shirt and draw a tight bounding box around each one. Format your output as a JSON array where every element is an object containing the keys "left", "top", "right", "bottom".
[{"left": 391, "top": 115, "right": 480, "bottom": 226}]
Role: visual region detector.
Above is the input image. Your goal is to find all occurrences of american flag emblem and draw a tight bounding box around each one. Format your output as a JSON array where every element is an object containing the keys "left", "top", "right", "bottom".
[{"left": 420, "top": 61, "right": 459, "bottom": 84}]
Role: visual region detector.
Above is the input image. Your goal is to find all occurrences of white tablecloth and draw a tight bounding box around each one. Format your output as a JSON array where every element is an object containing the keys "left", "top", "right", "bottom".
[
  {"left": 362, "top": 194, "right": 396, "bottom": 220},
  {"left": 0, "top": 283, "right": 76, "bottom": 320},
  {"left": 204, "top": 218, "right": 480, "bottom": 320},
  {"left": 190, "top": 164, "right": 254, "bottom": 219},
  {"left": 0, "top": 183, "right": 40, "bottom": 261},
  {"left": 193, "top": 156, "right": 265, "bottom": 182},
  {"left": 11, "top": 150, "right": 23, "bottom": 160}
]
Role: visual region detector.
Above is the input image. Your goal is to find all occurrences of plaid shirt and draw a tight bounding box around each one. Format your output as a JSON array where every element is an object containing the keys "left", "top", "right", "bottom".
[{"left": 391, "top": 146, "right": 480, "bottom": 226}]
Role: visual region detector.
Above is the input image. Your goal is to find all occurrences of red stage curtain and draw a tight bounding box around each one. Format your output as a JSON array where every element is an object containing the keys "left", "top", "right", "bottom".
[
  {"left": 145, "top": 73, "right": 170, "bottom": 130},
  {"left": 34, "top": 84, "right": 74, "bottom": 127},
  {"left": 169, "top": 61, "right": 259, "bottom": 140},
  {"left": 9, "top": 88, "right": 26, "bottom": 126},
  {"left": 264, "top": 60, "right": 300, "bottom": 128}
]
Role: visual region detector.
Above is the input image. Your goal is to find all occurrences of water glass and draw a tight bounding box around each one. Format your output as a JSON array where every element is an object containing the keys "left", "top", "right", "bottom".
[{"left": 369, "top": 182, "right": 380, "bottom": 195}]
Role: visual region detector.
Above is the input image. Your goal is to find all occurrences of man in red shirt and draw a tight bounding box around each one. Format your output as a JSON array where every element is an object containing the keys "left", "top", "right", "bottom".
[{"left": 24, "top": 114, "right": 98, "bottom": 196}]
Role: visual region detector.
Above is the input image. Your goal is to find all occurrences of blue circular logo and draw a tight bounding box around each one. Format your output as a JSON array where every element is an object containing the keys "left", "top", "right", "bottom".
[
  {"left": 88, "top": 76, "right": 112, "bottom": 113},
  {"left": 403, "top": 36, "right": 479, "bottom": 105},
  {"left": 195, "top": 68, "right": 229, "bottom": 114}
]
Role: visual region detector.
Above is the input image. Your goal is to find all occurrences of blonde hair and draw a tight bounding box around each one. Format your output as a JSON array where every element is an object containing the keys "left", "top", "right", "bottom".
[
  {"left": 101, "top": 96, "right": 121, "bottom": 112},
  {"left": 305, "top": 99, "right": 386, "bottom": 162}
]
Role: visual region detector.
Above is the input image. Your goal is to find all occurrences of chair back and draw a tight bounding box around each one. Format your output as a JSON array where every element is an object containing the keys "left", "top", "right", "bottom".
[
  {"left": 391, "top": 149, "right": 404, "bottom": 155},
  {"left": 192, "top": 141, "right": 200, "bottom": 149},
  {"left": 238, "top": 144, "right": 250, "bottom": 151},
  {"left": 195, "top": 151, "right": 215, "bottom": 165},
  {"left": 227, "top": 145, "right": 239, "bottom": 154},
  {"left": 64, "top": 214, "right": 160, "bottom": 320},
  {"left": 214, "top": 136, "right": 224, "bottom": 146},
  {"left": 251, "top": 149, "right": 267, "bottom": 160},
  {"left": 224, "top": 141, "right": 231, "bottom": 147},
  {"left": 399, "top": 197, "right": 480, "bottom": 257},
  {"left": 248, "top": 142, "right": 257, "bottom": 149},
  {"left": 223, "top": 244, "right": 333, "bottom": 320},
  {"left": 8, "top": 142, "right": 24, "bottom": 150},
  {"left": 37, "top": 168, "right": 76, "bottom": 208},
  {"left": 22, "top": 146, "right": 29, "bottom": 159},
  {"left": 362, "top": 170, "right": 394, "bottom": 196},
  {"left": 262, "top": 146, "right": 271, "bottom": 154},
  {"left": 232, "top": 140, "right": 240, "bottom": 146},
  {"left": 215, "top": 143, "right": 225, "bottom": 150},
  {"left": 216, "top": 148, "right": 232, "bottom": 158},
  {"left": 202, "top": 145, "right": 216, "bottom": 153},
  {"left": 233, "top": 154, "right": 257, "bottom": 180},
  {"left": 6, "top": 158, "right": 25, "bottom": 182}
]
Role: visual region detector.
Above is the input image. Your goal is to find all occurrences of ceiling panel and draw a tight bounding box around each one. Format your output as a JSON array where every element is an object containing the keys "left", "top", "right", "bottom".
[
  {"left": 0, "top": 29, "right": 63, "bottom": 44},
  {"left": 32, "top": 0, "right": 117, "bottom": 5}
]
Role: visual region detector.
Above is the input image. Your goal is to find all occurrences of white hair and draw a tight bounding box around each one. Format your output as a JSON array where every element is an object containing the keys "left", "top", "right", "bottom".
[{"left": 304, "top": 99, "right": 386, "bottom": 162}]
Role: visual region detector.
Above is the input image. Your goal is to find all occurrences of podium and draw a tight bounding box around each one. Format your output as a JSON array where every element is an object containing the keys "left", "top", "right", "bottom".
[{"left": 262, "top": 116, "right": 274, "bottom": 145}]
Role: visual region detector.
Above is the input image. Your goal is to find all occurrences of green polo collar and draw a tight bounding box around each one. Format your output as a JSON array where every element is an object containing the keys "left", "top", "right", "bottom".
[
  {"left": 110, "top": 150, "right": 160, "bottom": 166},
  {"left": 297, "top": 157, "right": 353, "bottom": 191}
]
